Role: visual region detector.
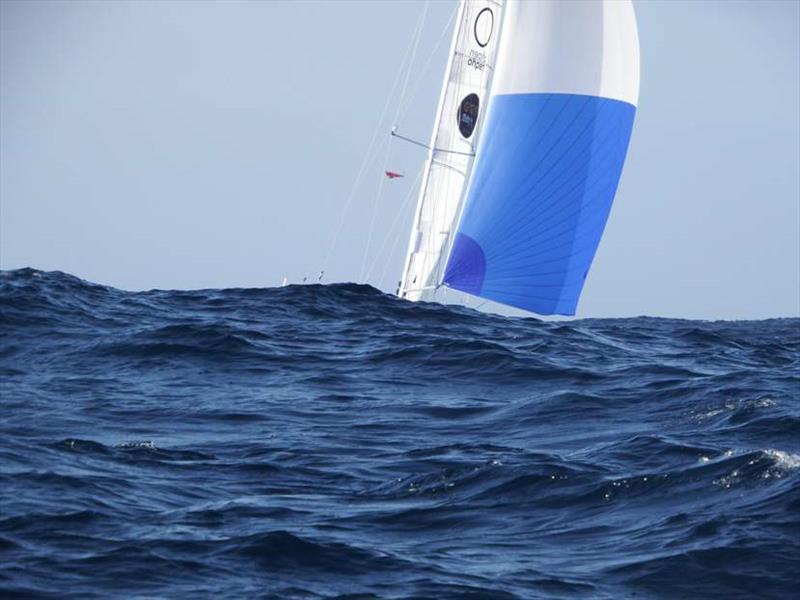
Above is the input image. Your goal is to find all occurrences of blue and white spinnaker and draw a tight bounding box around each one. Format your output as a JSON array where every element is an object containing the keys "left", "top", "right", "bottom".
[{"left": 399, "top": 0, "right": 640, "bottom": 316}]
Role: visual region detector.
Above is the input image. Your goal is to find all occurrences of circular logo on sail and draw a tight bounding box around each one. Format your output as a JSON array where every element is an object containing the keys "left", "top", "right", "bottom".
[
  {"left": 474, "top": 8, "right": 493, "bottom": 48},
  {"left": 458, "top": 93, "right": 480, "bottom": 139}
]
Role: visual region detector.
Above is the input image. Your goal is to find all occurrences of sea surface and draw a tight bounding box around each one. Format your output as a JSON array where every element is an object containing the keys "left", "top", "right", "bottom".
[{"left": 1, "top": 268, "right": 798, "bottom": 599}]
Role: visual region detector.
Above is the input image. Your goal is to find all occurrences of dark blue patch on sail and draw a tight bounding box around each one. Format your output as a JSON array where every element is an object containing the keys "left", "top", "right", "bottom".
[{"left": 443, "top": 233, "right": 485, "bottom": 296}]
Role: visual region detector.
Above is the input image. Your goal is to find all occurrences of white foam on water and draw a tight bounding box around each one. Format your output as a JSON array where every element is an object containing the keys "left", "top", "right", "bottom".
[
  {"left": 714, "top": 449, "right": 800, "bottom": 488},
  {"left": 117, "top": 440, "right": 156, "bottom": 449},
  {"left": 694, "top": 397, "right": 776, "bottom": 421},
  {"left": 764, "top": 449, "right": 800, "bottom": 471}
]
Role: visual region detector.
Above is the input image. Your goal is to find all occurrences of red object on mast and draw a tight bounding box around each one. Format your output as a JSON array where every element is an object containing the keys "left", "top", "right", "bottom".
[{"left": 384, "top": 171, "right": 404, "bottom": 179}]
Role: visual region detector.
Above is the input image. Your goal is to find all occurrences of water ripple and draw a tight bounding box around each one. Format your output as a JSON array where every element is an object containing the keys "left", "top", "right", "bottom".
[{"left": 1, "top": 268, "right": 798, "bottom": 599}]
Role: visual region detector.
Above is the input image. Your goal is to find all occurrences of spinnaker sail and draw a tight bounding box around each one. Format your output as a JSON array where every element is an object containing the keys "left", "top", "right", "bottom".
[{"left": 399, "top": 0, "right": 640, "bottom": 316}]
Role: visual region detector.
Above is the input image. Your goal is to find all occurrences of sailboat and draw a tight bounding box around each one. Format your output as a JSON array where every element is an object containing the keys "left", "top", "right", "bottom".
[{"left": 396, "top": 0, "right": 640, "bottom": 316}]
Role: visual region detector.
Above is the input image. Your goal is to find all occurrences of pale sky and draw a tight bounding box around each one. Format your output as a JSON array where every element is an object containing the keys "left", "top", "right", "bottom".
[{"left": 1, "top": 0, "right": 798, "bottom": 319}]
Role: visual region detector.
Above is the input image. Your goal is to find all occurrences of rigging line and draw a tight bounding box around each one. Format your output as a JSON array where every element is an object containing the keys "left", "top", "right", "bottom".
[
  {"left": 376, "top": 209, "right": 415, "bottom": 292},
  {"left": 321, "top": 1, "right": 429, "bottom": 276},
  {"left": 364, "top": 169, "right": 422, "bottom": 285},
  {"left": 359, "top": 1, "right": 429, "bottom": 283},
  {"left": 394, "top": 1, "right": 458, "bottom": 129},
  {"left": 358, "top": 132, "right": 395, "bottom": 283},
  {"left": 391, "top": 0, "right": 430, "bottom": 128},
  {"left": 363, "top": 168, "right": 424, "bottom": 285}
]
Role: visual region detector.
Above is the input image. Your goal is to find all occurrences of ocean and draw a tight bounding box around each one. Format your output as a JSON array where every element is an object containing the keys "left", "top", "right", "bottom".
[{"left": 1, "top": 268, "right": 798, "bottom": 599}]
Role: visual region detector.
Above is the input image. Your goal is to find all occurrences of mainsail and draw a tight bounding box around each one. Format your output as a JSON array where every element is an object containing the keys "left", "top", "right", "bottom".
[
  {"left": 398, "top": 0, "right": 504, "bottom": 302},
  {"left": 400, "top": 0, "right": 640, "bottom": 316}
]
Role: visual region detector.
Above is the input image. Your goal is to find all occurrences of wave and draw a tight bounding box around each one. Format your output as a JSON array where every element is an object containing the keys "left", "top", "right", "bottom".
[{"left": 1, "top": 268, "right": 798, "bottom": 599}]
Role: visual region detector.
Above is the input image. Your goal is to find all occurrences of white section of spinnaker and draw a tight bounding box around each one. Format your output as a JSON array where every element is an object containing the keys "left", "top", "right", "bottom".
[
  {"left": 398, "top": 0, "right": 505, "bottom": 303},
  {"left": 321, "top": 1, "right": 431, "bottom": 280},
  {"left": 491, "top": 0, "right": 640, "bottom": 106}
]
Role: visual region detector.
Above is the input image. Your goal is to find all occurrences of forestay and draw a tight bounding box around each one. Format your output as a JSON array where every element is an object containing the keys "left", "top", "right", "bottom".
[{"left": 398, "top": 0, "right": 504, "bottom": 302}]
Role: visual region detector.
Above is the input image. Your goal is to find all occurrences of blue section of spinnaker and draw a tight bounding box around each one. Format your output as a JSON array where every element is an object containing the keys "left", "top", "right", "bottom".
[{"left": 443, "top": 93, "right": 636, "bottom": 315}]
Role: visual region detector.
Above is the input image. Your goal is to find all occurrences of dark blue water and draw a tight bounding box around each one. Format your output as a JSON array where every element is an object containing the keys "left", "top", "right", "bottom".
[{"left": 1, "top": 268, "right": 798, "bottom": 599}]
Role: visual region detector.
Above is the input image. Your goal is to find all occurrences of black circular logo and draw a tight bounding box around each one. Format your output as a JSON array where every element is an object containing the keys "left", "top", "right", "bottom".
[
  {"left": 474, "top": 8, "right": 493, "bottom": 48},
  {"left": 458, "top": 93, "right": 480, "bottom": 139}
]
